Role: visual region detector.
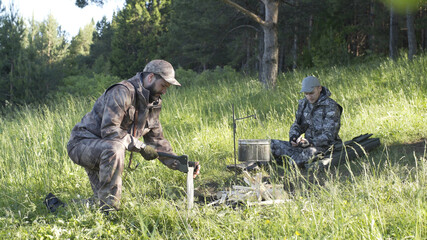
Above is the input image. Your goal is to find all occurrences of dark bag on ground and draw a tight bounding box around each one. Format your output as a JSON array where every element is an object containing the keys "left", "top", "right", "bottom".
[
  {"left": 307, "top": 133, "right": 381, "bottom": 169},
  {"left": 44, "top": 193, "right": 65, "bottom": 213}
]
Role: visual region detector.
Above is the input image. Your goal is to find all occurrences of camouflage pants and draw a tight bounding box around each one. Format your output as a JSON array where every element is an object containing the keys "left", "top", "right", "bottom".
[
  {"left": 67, "top": 138, "right": 126, "bottom": 211},
  {"left": 270, "top": 139, "right": 321, "bottom": 166}
]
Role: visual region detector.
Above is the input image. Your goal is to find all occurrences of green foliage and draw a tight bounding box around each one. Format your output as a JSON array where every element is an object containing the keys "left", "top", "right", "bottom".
[
  {"left": 0, "top": 11, "right": 71, "bottom": 105},
  {"left": 162, "top": 0, "right": 249, "bottom": 71},
  {"left": 0, "top": 54, "right": 426, "bottom": 238},
  {"left": 311, "top": 28, "right": 351, "bottom": 68},
  {"left": 56, "top": 73, "right": 120, "bottom": 97},
  {"left": 26, "top": 14, "right": 69, "bottom": 98},
  {"left": 2, "top": 0, "right": 427, "bottom": 106},
  {"left": 34, "top": 14, "right": 68, "bottom": 64},
  {"left": 0, "top": 4, "right": 25, "bottom": 103},
  {"left": 88, "top": 16, "right": 113, "bottom": 74},
  {"left": 379, "top": 0, "right": 425, "bottom": 13},
  {"left": 75, "top": 0, "right": 104, "bottom": 8},
  {"left": 69, "top": 20, "right": 95, "bottom": 57},
  {"left": 110, "top": 0, "right": 172, "bottom": 78}
]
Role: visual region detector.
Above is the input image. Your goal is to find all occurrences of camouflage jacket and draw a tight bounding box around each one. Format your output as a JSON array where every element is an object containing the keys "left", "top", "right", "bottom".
[
  {"left": 68, "top": 72, "right": 176, "bottom": 169},
  {"left": 289, "top": 87, "right": 342, "bottom": 149}
]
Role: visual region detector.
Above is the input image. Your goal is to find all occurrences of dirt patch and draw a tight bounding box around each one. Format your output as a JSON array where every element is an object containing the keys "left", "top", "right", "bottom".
[
  {"left": 194, "top": 181, "right": 221, "bottom": 203},
  {"left": 390, "top": 139, "right": 426, "bottom": 158}
]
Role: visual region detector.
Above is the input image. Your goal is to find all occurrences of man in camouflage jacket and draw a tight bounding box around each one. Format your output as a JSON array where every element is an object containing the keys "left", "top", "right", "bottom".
[
  {"left": 67, "top": 60, "right": 199, "bottom": 211},
  {"left": 271, "top": 76, "right": 343, "bottom": 167}
]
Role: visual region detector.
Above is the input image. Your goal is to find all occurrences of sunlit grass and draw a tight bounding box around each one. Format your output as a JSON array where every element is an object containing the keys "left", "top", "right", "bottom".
[{"left": 0, "top": 55, "right": 426, "bottom": 239}]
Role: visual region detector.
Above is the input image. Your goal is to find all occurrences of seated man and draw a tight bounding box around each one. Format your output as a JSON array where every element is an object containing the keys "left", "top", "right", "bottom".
[{"left": 271, "top": 76, "right": 343, "bottom": 167}]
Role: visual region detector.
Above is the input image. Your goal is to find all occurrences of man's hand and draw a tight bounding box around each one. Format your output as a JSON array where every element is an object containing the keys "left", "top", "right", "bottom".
[
  {"left": 189, "top": 161, "right": 200, "bottom": 179},
  {"left": 140, "top": 145, "right": 159, "bottom": 160},
  {"left": 290, "top": 135, "right": 300, "bottom": 147},
  {"left": 299, "top": 138, "right": 310, "bottom": 148},
  {"left": 291, "top": 136, "right": 310, "bottom": 148}
]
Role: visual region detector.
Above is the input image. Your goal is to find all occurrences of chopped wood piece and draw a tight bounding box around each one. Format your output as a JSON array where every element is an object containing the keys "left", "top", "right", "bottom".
[
  {"left": 187, "top": 167, "right": 194, "bottom": 210},
  {"left": 211, "top": 171, "right": 288, "bottom": 207}
]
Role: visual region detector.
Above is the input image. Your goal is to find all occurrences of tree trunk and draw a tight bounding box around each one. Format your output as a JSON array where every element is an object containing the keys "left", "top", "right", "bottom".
[
  {"left": 291, "top": 0, "right": 298, "bottom": 70},
  {"left": 260, "top": 0, "right": 279, "bottom": 89},
  {"left": 424, "top": 26, "right": 427, "bottom": 51},
  {"left": 9, "top": 62, "right": 14, "bottom": 101},
  {"left": 423, "top": 4, "right": 427, "bottom": 50},
  {"left": 244, "top": 33, "right": 250, "bottom": 74},
  {"left": 406, "top": 7, "right": 417, "bottom": 61},
  {"left": 258, "top": 28, "right": 264, "bottom": 83},
  {"left": 389, "top": 6, "right": 398, "bottom": 60},
  {"left": 278, "top": 44, "right": 284, "bottom": 73},
  {"left": 222, "top": 0, "right": 279, "bottom": 89},
  {"left": 368, "top": 0, "right": 376, "bottom": 52},
  {"left": 308, "top": 14, "right": 313, "bottom": 51},
  {"left": 292, "top": 28, "right": 298, "bottom": 70}
]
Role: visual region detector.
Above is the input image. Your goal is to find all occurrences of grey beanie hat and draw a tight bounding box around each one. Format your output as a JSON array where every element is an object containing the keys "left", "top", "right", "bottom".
[
  {"left": 300, "top": 76, "right": 320, "bottom": 92},
  {"left": 143, "top": 60, "right": 181, "bottom": 86}
]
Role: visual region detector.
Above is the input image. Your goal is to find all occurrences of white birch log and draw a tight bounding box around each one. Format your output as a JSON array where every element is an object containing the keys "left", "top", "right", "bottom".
[
  {"left": 247, "top": 199, "right": 290, "bottom": 206},
  {"left": 187, "top": 167, "right": 194, "bottom": 210}
]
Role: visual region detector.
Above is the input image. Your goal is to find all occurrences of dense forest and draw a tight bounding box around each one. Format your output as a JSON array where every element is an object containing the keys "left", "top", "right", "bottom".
[{"left": 0, "top": 0, "right": 426, "bottom": 104}]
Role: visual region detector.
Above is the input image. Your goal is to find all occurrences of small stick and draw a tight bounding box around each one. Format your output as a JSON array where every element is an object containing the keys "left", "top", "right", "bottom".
[
  {"left": 187, "top": 166, "right": 194, "bottom": 210},
  {"left": 247, "top": 199, "right": 290, "bottom": 206}
]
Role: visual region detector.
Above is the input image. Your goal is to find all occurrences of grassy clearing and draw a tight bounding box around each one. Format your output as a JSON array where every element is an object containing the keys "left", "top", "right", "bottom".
[{"left": 0, "top": 55, "right": 426, "bottom": 239}]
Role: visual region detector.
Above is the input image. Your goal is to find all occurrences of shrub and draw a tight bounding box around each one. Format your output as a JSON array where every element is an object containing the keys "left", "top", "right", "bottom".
[
  {"left": 57, "top": 73, "right": 120, "bottom": 97},
  {"left": 311, "top": 28, "right": 351, "bottom": 68}
]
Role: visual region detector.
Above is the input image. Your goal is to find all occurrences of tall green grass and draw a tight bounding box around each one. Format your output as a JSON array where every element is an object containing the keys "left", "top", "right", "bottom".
[{"left": 0, "top": 55, "right": 426, "bottom": 239}]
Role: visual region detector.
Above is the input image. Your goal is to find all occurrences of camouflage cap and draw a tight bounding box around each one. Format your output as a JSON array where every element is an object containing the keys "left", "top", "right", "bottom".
[
  {"left": 300, "top": 76, "right": 320, "bottom": 93},
  {"left": 143, "top": 60, "right": 181, "bottom": 86}
]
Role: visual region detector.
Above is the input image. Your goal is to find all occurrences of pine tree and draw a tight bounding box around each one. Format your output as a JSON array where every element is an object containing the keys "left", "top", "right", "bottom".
[
  {"left": 0, "top": 4, "right": 25, "bottom": 103},
  {"left": 89, "top": 16, "right": 113, "bottom": 73},
  {"left": 69, "top": 20, "right": 95, "bottom": 57},
  {"left": 162, "top": 0, "right": 243, "bottom": 71},
  {"left": 110, "top": 0, "right": 172, "bottom": 78},
  {"left": 30, "top": 13, "right": 68, "bottom": 96}
]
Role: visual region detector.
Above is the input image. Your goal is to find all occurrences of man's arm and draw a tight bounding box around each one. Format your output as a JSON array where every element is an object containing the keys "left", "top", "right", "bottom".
[
  {"left": 143, "top": 122, "right": 173, "bottom": 153},
  {"left": 100, "top": 85, "right": 145, "bottom": 151},
  {"left": 143, "top": 110, "right": 178, "bottom": 170},
  {"left": 289, "top": 99, "right": 306, "bottom": 141}
]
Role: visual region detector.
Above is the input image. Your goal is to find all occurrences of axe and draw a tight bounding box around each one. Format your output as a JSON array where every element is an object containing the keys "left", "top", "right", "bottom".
[{"left": 158, "top": 152, "right": 195, "bottom": 210}]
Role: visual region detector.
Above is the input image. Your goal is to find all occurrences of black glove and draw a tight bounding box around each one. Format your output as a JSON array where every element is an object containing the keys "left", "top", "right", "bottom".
[{"left": 140, "top": 145, "right": 159, "bottom": 160}]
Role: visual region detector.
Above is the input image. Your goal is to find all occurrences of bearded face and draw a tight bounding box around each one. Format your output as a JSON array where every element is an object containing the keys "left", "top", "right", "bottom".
[{"left": 145, "top": 74, "right": 171, "bottom": 102}]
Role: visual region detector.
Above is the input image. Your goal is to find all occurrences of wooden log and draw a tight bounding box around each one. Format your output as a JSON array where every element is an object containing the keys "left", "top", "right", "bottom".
[
  {"left": 187, "top": 167, "right": 194, "bottom": 210},
  {"left": 233, "top": 186, "right": 256, "bottom": 191},
  {"left": 247, "top": 199, "right": 291, "bottom": 206}
]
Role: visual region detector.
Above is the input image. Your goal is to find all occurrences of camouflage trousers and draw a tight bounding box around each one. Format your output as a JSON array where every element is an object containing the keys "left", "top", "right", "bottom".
[
  {"left": 67, "top": 138, "right": 126, "bottom": 211},
  {"left": 270, "top": 139, "right": 322, "bottom": 167}
]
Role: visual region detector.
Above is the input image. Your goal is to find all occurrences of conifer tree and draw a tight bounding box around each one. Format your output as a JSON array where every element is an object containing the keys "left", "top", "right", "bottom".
[
  {"left": 89, "top": 16, "right": 113, "bottom": 73},
  {"left": 69, "top": 20, "right": 96, "bottom": 57},
  {"left": 30, "top": 14, "right": 68, "bottom": 95},
  {"left": 0, "top": 4, "right": 25, "bottom": 103},
  {"left": 162, "top": 0, "right": 242, "bottom": 71},
  {"left": 110, "top": 0, "right": 171, "bottom": 78}
]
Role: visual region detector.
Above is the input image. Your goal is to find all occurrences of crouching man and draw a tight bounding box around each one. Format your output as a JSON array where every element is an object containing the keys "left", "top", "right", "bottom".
[
  {"left": 271, "top": 76, "right": 343, "bottom": 167},
  {"left": 67, "top": 60, "right": 200, "bottom": 212}
]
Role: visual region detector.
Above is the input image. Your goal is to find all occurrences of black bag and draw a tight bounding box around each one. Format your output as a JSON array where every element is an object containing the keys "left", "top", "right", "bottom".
[
  {"left": 308, "top": 133, "right": 381, "bottom": 169},
  {"left": 44, "top": 193, "right": 65, "bottom": 213}
]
